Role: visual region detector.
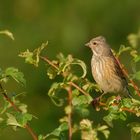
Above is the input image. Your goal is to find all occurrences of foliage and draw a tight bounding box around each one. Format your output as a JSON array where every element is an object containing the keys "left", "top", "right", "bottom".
[
  {"left": 0, "top": 30, "right": 36, "bottom": 140},
  {"left": 19, "top": 30, "right": 140, "bottom": 140},
  {"left": 1, "top": 29, "right": 140, "bottom": 140}
]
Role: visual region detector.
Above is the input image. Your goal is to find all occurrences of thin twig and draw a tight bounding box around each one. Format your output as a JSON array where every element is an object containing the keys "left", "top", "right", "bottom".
[
  {"left": 0, "top": 84, "right": 38, "bottom": 140},
  {"left": 121, "top": 107, "right": 136, "bottom": 114},
  {"left": 40, "top": 56, "right": 59, "bottom": 70},
  {"left": 25, "top": 124, "right": 38, "bottom": 140},
  {"left": 115, "top": 57, "right": 140, "bottom": 96},
  {"left": 70, "top": 82, "right": 89, "bottom": 96},
  {"left": 99, "top": 101, "right": 136, "bottom": 114},
  {"left": 40, "top": 56, "right": 90, "bottom": 96},
  {"left": 67, "top": 86, "right": 72, "bottom": 140}
]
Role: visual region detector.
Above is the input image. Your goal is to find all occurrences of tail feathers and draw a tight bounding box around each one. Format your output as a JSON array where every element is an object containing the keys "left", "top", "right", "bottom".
[{"left": 125, "top": 87, "right": 132, "bottom": 98}]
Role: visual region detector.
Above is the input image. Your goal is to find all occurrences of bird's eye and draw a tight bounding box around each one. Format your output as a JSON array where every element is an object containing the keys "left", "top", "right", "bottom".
[{"left": 93, "top": 42, "right": 97, "bottom": 45}]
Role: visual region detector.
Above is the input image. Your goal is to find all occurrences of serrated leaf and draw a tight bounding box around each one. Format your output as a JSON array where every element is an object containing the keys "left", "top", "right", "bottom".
[
  {"left": 128, "top": 122, "right": 140, "bottom": 139},
  {"left": 103, "top": 113, "right": 119, "bottom": 127},
  {"left": 48, "top": 82, "right": 65, "bottom": 106},
  {"left": 72, "top": 95, "right": 93, "bottom": 106},
  {"left": 119, "top": 112, "right": 127, "bottom": 121},
  {"left": 4, "top": 67, "right": 26, "bottom": 85},
  {"left": 6, "top": 113, "right": 21, "bottom": 127},
  {"left": 19, "top": 49, "right": 36, "bottom": 65},
  {"left": 75, "top": 105, "right": 90, "bottom": 117},
  {"left": 63, "top": 58, "right": 87, "bottom": 78},
  {"left": 19, "top": 42, "right": 48, "bottom": 67},
  {"left": 15, "top": 112, "right": 32, "bottom": 127},
  {"left": 97, "top": 125, "right": 108, "bottom": 131},
  {"left": 80, "top": 119, "right": 92, "bottom": 129},
  {"left": 101, "top": 130, "right": 110, "bottom": 139},
  {"left": 47, "top": 66, "right": 57, "bottom": 79},
  {"left": 97, "top": 125, "right": 110, "bottom": 139},
  {"left": 121, "top": 98, "right": 132, "bottom": 108},
  {"left": 56, "top": 53, "right": 87, "bottom": 78},
  {"left": 46, "top": 122, "right": 68, "bottom": 138}
]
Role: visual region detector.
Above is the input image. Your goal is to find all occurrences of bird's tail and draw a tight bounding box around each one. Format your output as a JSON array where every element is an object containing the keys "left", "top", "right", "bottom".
[{"left": 126, "top": 87, "right": 132, "bottom": 98}]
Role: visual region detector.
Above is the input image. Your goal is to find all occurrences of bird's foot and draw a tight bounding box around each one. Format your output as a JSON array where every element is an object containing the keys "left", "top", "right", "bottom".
[
  {"left": 91, "top": 97, "right": 100, "bottom": 111},
  {"left": 115, "top": 95, "right": 122, "bottom": 102}
]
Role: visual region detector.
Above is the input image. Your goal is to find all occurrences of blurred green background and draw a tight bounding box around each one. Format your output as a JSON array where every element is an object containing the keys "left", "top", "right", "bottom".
[{"left": 0, "top": 0, "right": 140, "bottom": 140}]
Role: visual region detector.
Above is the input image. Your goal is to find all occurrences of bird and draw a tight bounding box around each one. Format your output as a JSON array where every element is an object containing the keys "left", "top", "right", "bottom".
[{"left": 85, "top": 36, "right": 131, "bottom": 98}]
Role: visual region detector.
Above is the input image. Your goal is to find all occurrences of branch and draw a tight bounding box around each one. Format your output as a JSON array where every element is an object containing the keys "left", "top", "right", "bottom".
[
  {"left": 0, "top": 84, "right": 38, "bottom": 140},
  {"left": 69, "top": 82, "right": 89, "bottom": 96},
  {"left": 99, "top": 101, "right": 136, "bottom": 114},
  {"left": 40, "top": 56, "right": 59, "bottom": 70},
  {"left": 67, "top": 86, "right": 72, "bottom": 140},
  {"left": 40, "top": 56, "right": 90, "bottom": 97},
  {"left": 115, "top": 57, "right": 140, "bottom": 96}
]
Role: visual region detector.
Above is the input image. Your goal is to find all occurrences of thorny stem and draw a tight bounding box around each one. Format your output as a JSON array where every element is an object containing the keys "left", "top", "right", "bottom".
[
  {"left": 116, "top": 57, "right": 140, "bottom": 97},
  {"left": 67, "top": 86, "right": 72, "bottom": 140},
  {"left": 0, "top": 84, "right": 38, "bottom": 140}
]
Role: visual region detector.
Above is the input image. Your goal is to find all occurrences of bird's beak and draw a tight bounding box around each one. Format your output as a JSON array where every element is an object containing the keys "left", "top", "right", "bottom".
[{"left": 85, "top": 42, "right": 90, "bottom": 47}]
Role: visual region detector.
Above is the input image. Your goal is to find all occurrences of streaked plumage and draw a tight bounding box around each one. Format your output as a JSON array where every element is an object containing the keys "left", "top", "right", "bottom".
[{"left": 86, "top": 36, "right": 131, "bottom": 97}]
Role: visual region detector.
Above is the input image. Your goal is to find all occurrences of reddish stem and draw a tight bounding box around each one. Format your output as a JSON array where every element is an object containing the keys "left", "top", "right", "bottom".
[
  {"left": 67, "top": 86, "right": 72, "bottom": 140},
  {"left": 115, "top": 57, "right": 140, "bottom": 96},
  {"left": 0, "top": 84, "right": 38, "bottom": 140}
]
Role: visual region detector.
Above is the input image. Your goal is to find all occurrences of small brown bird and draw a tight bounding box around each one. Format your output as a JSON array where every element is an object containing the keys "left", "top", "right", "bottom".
[{"left": 86, "top": 36, "right": 131, "bottom": 98}]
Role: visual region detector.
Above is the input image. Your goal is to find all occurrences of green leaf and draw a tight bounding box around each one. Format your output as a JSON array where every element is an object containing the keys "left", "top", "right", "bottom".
[
  {"left": 66, "top": 58, "right": 87, "bottom": 78},
  {"left": 132, "top": 71, "right": 140, "bottom": 80},
  {"left": 133, "top": 55, "right": 140, "bottom": 63},
  {"left": 7, "top": 112, "right": 33, "bottom": 128},
  {"left": 75, "top": 105, "right": 90, "bottom": 117},
  {"left": 6, "top": 113, "right": 21, "bottom": 128},
  {"left": 47, "top": 66, "right": 57, "bottom": 79},
  {"left": 46, "top": 122, "right": 68, "bottom": 138},
  {"left": 18, "top": 104, "right": 28, "bottom": 113},
  {"left": 80, "top": 119, "right": 99, "bottom": 140},
  {"left": 0, "top": 99, "right": 10, "bottom": 114},
  {"left": 15, "top": 112, "right": 32, "bottom": 127},
  {"left": 0, "top": 30, "right": 15, "bottom": 40},
  {"left": 119, "top": 112, "right": 127, "bottom": 121},
  {"left": 103, "top": 113, "right": 119, "bottom": 127},
  {"left": 38, "top": 135, "right": 44, "bottom": 140},
  {"left": 127, "top": 34, "right": 139, "bottom": 48},
  {"left": 121, "top": 98, "right": 132, "bottom": 108},
  {"left": 118, "top": 45, "right": 131, "bottom": 56},
  {"left": 19, "top": 42, "right": 48, "bottom": 67},
  {"left": 57, "top": 53, "right": 87, "bottom": 78},
  {"left": 128, "top": 122, "right": 140, "bottom": 139},
  {"left": 48, "top": 82, "right": 65, "bottom": 106},
  {"left": 97, "top": 125, "right": 110, "bottom": 139},
  {"left": 80, "top": 119, "right": 92, "bottom": 130},
  {"left": 72, "top": 95, "right": 93, "bottom": 106},
  {"left": 19, "top": 50, "right": 35, "bottom": 65},
  {"left": 4, "top": 67, "right": 26, "bottom": 85}
]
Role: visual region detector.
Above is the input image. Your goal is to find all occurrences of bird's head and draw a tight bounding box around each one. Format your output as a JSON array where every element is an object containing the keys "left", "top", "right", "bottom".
[{"left": 85, "top": 36, "right": 111, "bottom": 56}]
